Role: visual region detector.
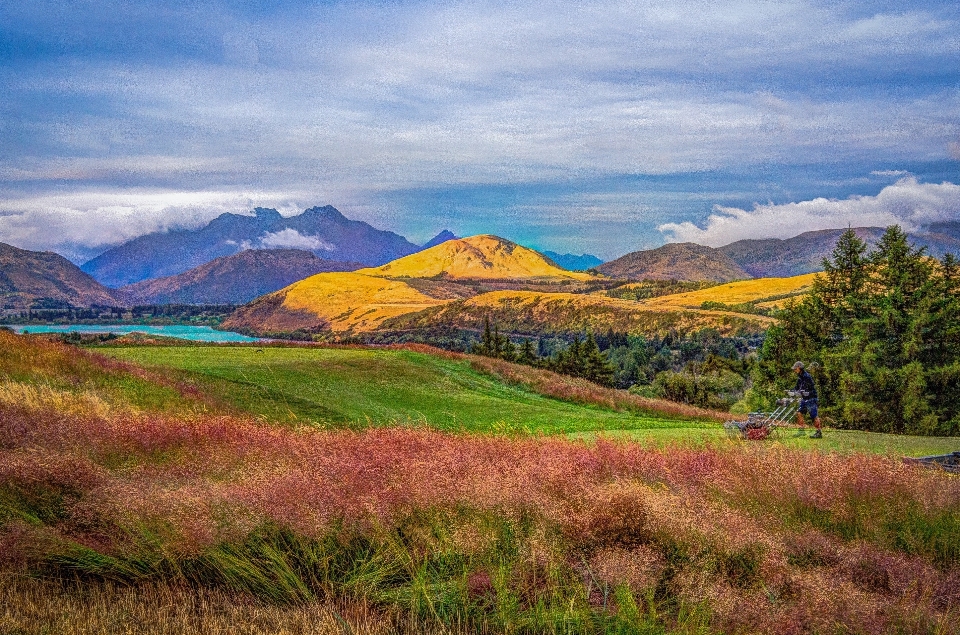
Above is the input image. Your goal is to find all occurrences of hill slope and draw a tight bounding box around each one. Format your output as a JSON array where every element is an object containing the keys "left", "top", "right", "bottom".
[
  {"left": 597, "top": 242, "right": 750, "bottom": 282},
  {"left": 0, "top": 242, "right": 118, "bottom": 309},
  {"left": 117, "top": 249, "right": 363, "bottom": 305},
  {"left": 223, "top": 272, "right": 448, "bottom": 333},
  {"left": 360, "top": 235, "right": 595, "bottom": 280},
  {"left": 82, "top": 206, "right": 420, "bottom": 287},
  {"left": 383, "top": 289, "right": 774, "bottom": 337},
  {"left": 641, "top": 273, "right": 818, "bottom": 310},
  {"left": 719, "top": 226, "right": 960, "bottom": 277},
  {"left": 223, "top": 235, "right": 599, "bottom": 334}
]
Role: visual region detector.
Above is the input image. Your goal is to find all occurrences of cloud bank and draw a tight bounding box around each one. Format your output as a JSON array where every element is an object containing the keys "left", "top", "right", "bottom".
[
  {"left": 1, "top": 1, "right": 958, "bottom": 259},
  {"left": 0, "top": 190, "right": 309, "bottom": 262},
  {"left": 658, "top": 178, "right": 960, "bottom": 246}
]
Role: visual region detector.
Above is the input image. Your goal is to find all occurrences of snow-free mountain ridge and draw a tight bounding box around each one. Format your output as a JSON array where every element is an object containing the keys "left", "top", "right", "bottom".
[{"left": 81, "top": 206, "right": 420, "bottom": 287}]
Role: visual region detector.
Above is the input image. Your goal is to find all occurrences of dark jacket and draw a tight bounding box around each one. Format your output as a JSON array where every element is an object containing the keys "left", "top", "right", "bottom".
[{"left": 795, "top": 369, "right": 818, "bottom": 399}]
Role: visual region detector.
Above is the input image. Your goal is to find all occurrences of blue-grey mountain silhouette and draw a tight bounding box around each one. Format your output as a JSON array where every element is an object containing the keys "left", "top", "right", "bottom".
[{"left": 82, "top": 206, "right": 419, "bottom": 287}]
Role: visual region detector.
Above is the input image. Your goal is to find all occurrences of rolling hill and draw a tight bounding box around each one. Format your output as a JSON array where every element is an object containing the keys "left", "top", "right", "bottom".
[
  {"left": 117, "top": 249, "right": 363, "bottom": 305},
  {"left": 597, "top": 242, "right": 750, "bottom": 282},
  {"left": 82, "top": 206, "right": 420, "bottom": 287},
  {"left": 359, "top": 235, "right": 596, "bottom": 280},
  {"left": 639, "top": 273, "right": 818, "bottom": 311},
  {"left": 0, "top": 242, "right": 118, "bottom": 309},
  {"left": 223, "top": 272, "right": 447, "bottom": 333},
  {"left": 223, "top": 235, "right": 600, "bottom": 334},
  {"left": 381, "top": 289, "right": 774, "bottom": 337}
]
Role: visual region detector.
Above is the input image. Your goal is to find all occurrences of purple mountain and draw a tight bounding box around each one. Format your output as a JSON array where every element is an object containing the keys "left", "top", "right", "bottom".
[{"left": 81, "top": 206, "right": 420, "bottom": 287}]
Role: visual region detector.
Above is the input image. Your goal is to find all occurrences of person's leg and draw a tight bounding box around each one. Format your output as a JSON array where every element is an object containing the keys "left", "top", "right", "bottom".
[
  {"left": 809, "top": 401, "right": 822, "bottom": 438},
  {"left": 793, "top": 402, "right": 808, "bottom": 436}
]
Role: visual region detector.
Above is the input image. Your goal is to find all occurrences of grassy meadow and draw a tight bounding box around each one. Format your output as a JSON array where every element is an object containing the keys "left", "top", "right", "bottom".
[
  {"left": 2, "top": 331, "right": 960, "bottom": 634},
  {"left": 99, "top": 345, "right": 708, "bottom": 435},
  {"left": 99, "top": 343, "right": 959, "bottom": 456}
]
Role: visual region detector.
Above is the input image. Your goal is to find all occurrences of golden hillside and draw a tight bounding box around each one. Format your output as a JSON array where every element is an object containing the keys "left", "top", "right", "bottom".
[
  {"left": 639, "top": 273, "right": 817, "bottom": 310},
  {"left": 223, "top": 272, "right": 449, "bottom": 333},
  {"left": 225, "top": 239, "right": 799, "bottom": 337},
  {"left": 384, "top": 289, "right": 774, "bottom": 337},
  {"left": 358, "top": 235, "right": 595, "bottom": 281}
]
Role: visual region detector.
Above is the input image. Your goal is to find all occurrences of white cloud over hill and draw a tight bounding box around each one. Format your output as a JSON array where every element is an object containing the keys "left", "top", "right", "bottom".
[{"left": 658, "top": 178, "right": 960, "bottom": 246}]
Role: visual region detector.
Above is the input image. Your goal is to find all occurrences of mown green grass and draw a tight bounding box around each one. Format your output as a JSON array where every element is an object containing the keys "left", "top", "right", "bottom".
[
  {"left": 100, "top": 346, "right": 694, "bottom": 435},
  {"left": 572, "top": 425, "right": 960, "bottom": 457},
  {"left": 100, "top": 345, "right": 960, "bottom": 457}
]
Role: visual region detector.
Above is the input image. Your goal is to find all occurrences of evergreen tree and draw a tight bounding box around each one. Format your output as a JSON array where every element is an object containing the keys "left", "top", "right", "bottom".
[
  {"left": 517, "top": 338, "right": 538, "bottom": 366},
  {"left": 581, "top": 331, "right": 616, "bottom": 387},
  {"left": 755, "top": 225, "right": 960, "bottom": 435}
]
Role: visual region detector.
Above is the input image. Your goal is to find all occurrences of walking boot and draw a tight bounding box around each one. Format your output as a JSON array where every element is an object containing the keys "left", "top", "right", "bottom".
[{"left": 809, "top": 429, "right": 822, "bottom": 439}]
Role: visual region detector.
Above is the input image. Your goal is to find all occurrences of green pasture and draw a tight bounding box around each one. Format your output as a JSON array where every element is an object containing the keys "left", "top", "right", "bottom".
[
  {"left": 100, "top": 345, "right": 960, "bottom": 456},
  {"left": 100, "top": 345, "right": 694, "bottom": 435}
]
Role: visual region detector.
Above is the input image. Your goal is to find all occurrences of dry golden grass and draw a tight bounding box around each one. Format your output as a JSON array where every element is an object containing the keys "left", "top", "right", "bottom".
[
  {"left": 0, "top": 379, "right": 115, "bottom": 419},
  {"left": 276, "top": 272, "right": 448, "bottom": 331},
  {"left": 397, "top": 289, "right": 775, "bottom": 335},
  {"left": 0, "top": 575, "right": 461, "bottom": 635},
  {"left": 640, "top": 273, "right": 817, "bottom": 310},
  {"left": 358, "top": 235, "right": 595, "bottom": 281}
]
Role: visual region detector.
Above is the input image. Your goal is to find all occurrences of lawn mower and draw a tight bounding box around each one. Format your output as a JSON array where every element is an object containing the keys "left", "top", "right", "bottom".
[
  {"left": 903, "top": 451, "right": 960, "bottom": 474},
  {"left": 724, "top": 391, "right": 804, "bottom": 440}
]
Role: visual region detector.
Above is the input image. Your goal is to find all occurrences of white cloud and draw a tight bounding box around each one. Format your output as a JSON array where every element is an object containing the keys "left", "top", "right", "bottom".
[
  {"left": 658, "top": 178, "right": 960, "bottom": 246},
  {"left": 259, "top": 228, "right": 334, "bottom": 251},
  {"left": 0, "top": 189, "right": 312, "bottom": 261}
]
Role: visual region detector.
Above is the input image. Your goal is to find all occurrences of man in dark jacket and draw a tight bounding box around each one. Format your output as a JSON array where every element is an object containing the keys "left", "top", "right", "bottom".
[{"left": 792, "top": 361, "right": 822, "bottom": 438}]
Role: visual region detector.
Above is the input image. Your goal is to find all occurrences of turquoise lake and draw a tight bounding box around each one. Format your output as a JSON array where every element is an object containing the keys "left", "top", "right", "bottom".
[{"left": 9, "top": 324, "right": 260, "bottom": 343}]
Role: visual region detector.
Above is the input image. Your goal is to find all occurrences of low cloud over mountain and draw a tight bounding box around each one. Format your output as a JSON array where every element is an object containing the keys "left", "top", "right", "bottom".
[{"left": 659, "top": 178, "right": 960, "bottom": 247}]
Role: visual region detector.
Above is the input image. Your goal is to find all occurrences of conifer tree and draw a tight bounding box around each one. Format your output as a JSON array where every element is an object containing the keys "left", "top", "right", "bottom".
[
  {"left": 581, "top": 331, "right": 615, "bottom": 386},
  {"left": 755, "top": 225, "right": 960, "bottom": 435},
  {"left": 517, "top": 338, "right": 538, "bottom": 366}
]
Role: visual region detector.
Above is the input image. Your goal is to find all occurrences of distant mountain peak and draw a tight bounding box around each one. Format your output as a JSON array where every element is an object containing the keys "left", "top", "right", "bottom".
[
  {"left": 82, "top": 205, "right": 420, "bottom": 287},
  {"left": 302, "top": 205, "right": 346, "bottom": 220},
  {"left": 421, "top": 230, "right": 458, "bottom": 250},
  {"left": 253, "top": 207, "right": 282, "bottom": 220}
]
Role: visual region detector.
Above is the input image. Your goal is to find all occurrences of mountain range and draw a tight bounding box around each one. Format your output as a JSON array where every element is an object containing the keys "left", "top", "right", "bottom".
[
  {"left": 117, "top": 249, "right": 363, "bottom": 305},
  {"left": 6, "top": 202, "right": 960, "bottom": 312},
  {"left": 223, "top": 236, "right": 594, "bottom": 333},
  {"left": 224, "top": 235, "right": 778, "bottom": 338},
  {"left": 81, "top": 206, "right": 420, "bottom": 287}
]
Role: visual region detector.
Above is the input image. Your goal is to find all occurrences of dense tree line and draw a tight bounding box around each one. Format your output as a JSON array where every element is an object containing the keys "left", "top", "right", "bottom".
[
  {"left": 470, "top": 316, "right": 758, "bottom": 405},
  {"left": 752, "top": 227, "right": 960, "bottom": 436},
  {"left": 471, "top": 317, "right": 617, "bottom": 386},
  {"left": 1, "top": 304, "right": 238, "bottom": 326}
]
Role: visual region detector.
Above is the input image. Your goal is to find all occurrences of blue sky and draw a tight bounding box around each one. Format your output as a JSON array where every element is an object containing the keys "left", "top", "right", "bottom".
[{"left": 1, "top": 0, "right": 958, "bottom": 262}]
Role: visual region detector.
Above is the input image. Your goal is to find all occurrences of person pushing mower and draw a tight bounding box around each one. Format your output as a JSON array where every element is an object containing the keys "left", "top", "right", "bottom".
[{"left": 792, "top": 361, "right": 822, "bottom": 438}]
